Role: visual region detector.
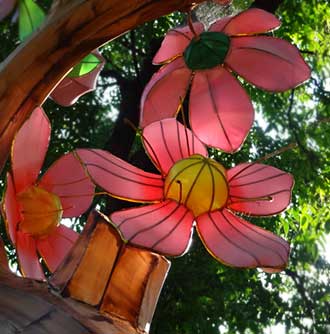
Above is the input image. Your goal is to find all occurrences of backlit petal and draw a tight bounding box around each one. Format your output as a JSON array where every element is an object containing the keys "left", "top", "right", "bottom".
[
  {"left": 142, "top": 119, "right": 207, "bottom": 175},
  {"left": 228, "top": 163, "right": 294, "bottom": 216},
  {"left": 76, "top": 149, "right": 164, "bottom": 202},
  {"left": 190, "top": 67, "right": 254, "bottom": 152},
  {"left": 50, "top": 51, "right": 105, "bottom": 106},
  {"left": 0, "top": 0, "right": 16, "bottom": 21},
  {"left": 2, "top": 173, "right": 20, "bottom": 245},
  {"left": 196, "top": 209, "right": 289, "bottom": 269},
  {"left": 215, "top": 8, "right": 280, "bottom": 36},
  {"left": 140, "top": 58, "right": 191, "bottom": 128},
  {"left": 110, "top": 200, "right": 194, "bottom": 256},
  {"left": 153, "top": 23, "right": 204, "bottom": 64},
  {"left": 37, "top": 225, "right": 78, "bottom": 272},
  {"left": 16, "top": 231, "right": 44, "bottom": 280},
  {"left": 39, "top": 152, "right": 94, "bottom": 218},
  {"left": 209, "top": 16, "right": 231, "bottom": 33},
  {"left": 226, "top": 36, "right": 311, "bottom": 91},
  {"left": 12, "top": 107, "right": 50, "bottom": 193}
]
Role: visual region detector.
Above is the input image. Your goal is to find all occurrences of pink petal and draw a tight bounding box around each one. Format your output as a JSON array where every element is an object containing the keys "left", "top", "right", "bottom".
[
  {"left": 196, "top": 209, "right": 289, "bottom": 269},
  {"left": 16, "top": 231, "right": 44, "bottom": 280},
  {"left": 189, "top": 67, "right": 254, "bottom": 152},
  {"left": 12, "top": 107, "right": 50, "bottom": 193},
  {"left": 212, "top": 8, "right": 281, "bottom": 36},
  {"left": 2, "top": 173, "right": 20, "bottom": 245},
  {"left": 227, "top": 163, "right": 294, "bottom": 216},
  {"left": 209, "top": 16, "right": 233, "bottom": 33},
  {"left": 36, "top": 225, "right": 78, "bottom": 272},
  {"left": 110, "top": 200, "right": 194, "bottom": 256},
  {"left": 39, "top": 152, "right": 94, "bottom": 218},
  {"left": 226, "top": 36, "right": 311, "bottom": 91},
  {"left": 50, "top": 51, "right": 105, "bottom": 107},
  {"left": 0, "top": 0, "right": 16, "bottom": 21},
  {"left": 76, "top": 149, "right": 164, "bottom": 202},
  {"left": 140, "top": 58, "right": 192, "bottom": 128},
  {"left": 142, "top": 118, "right": 207, "bottom": 175},
  {"left": 153, "top": 23, "right": 204, "bottom": 64}
]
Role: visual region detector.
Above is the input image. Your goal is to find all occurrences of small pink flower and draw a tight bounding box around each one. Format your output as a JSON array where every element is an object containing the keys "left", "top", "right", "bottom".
[
  {"left": 77, "top": 119, "right": 293, "bottom": 271},
  {"left": 1, "top": 107, "right": 95, "bottom": 280},
  {"left": 0, "top": 0, "right": 16, "bottom": 21},
  {"left": 50, "top": 51, "right": 105, "bottom": 107},
  {"left": 140, "top": 8, "right": 310, "bottom": 152}
]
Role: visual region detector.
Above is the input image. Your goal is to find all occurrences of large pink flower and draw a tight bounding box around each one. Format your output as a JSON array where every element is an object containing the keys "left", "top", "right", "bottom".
[
  {"left": 1, "top": 107, "right": 95, "bottom": 280},
  {"left": 140, "top": 8, "right": 311, "bottom": 152},
  {"left": 76, "top": 119, "right": 293, "bottom": 271}
]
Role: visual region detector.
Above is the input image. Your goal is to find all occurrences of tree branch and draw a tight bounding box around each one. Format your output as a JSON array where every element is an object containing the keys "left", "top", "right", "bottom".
[{"left": 0, "top": 0, "right": 204, "bottom": 174}]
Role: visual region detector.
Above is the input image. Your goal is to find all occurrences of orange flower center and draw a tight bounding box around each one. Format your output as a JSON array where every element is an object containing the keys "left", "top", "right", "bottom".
[
  {"left": 164, "top": 154, "right": 228, "bottom": 217},
  {"left": 17, "top": 186, "right": 63, "bottom": 238}
]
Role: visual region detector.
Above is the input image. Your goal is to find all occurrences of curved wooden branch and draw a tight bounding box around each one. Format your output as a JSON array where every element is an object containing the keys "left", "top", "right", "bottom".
[{"left": 0, "top": 0, "right": 203, "bottom": 172}]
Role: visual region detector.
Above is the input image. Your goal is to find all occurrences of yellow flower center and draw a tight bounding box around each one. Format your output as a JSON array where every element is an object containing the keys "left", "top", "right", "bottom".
[
  {"left": 164, "top": 154, "right": 228, "bottom": 217},
  {"left": 17, "top": 186, "right": 63, "bottom": 238}
]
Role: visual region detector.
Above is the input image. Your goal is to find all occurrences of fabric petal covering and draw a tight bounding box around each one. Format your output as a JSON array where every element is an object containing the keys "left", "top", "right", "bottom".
[
  {"left": 218, "top": 8, "right": 281, "bottom": 36},
  {"left": 11, "top": 107, "right": 50, "bottom": 193},
  {"left": 110, "top": 200, "right": 194, "bottom": 256},
  {"left": 2, "top": 173, "right": 20, "bottom": 245},
  {"left": 153, "top": 23, "right": 204, "bottom": 64},
  {"left": 142, "top": 119, "right": 207, "bottom": 175},
  {"left": 50, "top": 51, "right": 105, "bottom": 107},
  {"left": 16, "top": 231, "right": 44, "bottom": 280},
  {"left": 0, "top": 0, "right": 16, "bottom": 21},
  {"left": 196, "top": 209, "right": 289, "bottom": 269},
  {"left": 39, "top": 152, "right": 94, "bottom": 218},
  {"left": 189, "top": 67, "right": 254, "bottom": 152},
  {"left": 227, "top": 163, "right": 294, "bottom": 216},
  {"left": 76, "top": 149, "right": 164, "bottom": 203},
  {"left": 37, "top": 225, "right": 78, "bottom": 272},
  {"left": 140, "top": 58, "right": 192, "bottom": 128},
  {"left": 226, "top": 36, "right": 311, "bottom": 91}
]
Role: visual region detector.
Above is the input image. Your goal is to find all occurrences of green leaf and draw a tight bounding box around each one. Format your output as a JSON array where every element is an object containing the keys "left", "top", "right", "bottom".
[
  {"left": 68, "top": 54, "right": 101, "bottom": 78},
  {"left": 19, "top": 0, "right": 45, "bottom": 41},
  {"left": 183, "top": 32, "right": 230, "bottom": 70}
]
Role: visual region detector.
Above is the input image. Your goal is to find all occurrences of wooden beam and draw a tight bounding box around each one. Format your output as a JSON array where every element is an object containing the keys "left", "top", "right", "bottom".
[{"left": 0, "top": 0, "right": 204, "bottom": 172}]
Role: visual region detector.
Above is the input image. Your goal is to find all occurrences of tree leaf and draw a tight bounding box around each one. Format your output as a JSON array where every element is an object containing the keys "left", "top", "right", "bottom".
[
  {"left": 18, "top": 0, "right": 45, "bottom": 41},
  {"left": 68, "top": 54, "right": 102, "bottom": 78}
]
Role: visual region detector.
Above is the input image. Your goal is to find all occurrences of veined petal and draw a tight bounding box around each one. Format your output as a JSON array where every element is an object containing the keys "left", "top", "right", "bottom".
[
  {"left": 76, "top": 149, "right": 164, "bottom": 202},
  {"left": 12, "top": 107, "right": 50, "bottom": 193},
  {"left": 39, "top": 152, "right": 94, "bottom": 218},
  {"left": 196, "top": 209, "right": 289, "bottom": 269},
  {"left": 16, "top": 231, "right": 44, "bottom": 280},
  {"left": 209, "top": 16, "right": 232, "bottom": 33},
  {"left": 50, "top": 51, "right": 105, "bottom": 107},
  {"left": 142, "top": 119, "right": 207, "bottom": 175},
  {"left": 227, "top": 163, "right": 294, "bottom": 216},
  {"left": 140, "top": 58, "right": 192, "bottom": 128},
  {"left": 110, "top": 200, "right": 194, "bottom": 256},
  {"left": 190, "top": 67, "right": 254, "bottom": 152},
  {"left": 37, "top": 225, "right": 78, "bottom": 272},
  {"left": 226, "top": 36, "right": 311, "bottom": 91},
  {"left": 0, "top": 0, "right": 16, "bottom": 21},
  {"left": 218, "top": 8, "right": 280, "bottom": 36},
  {"left": 153, "top": 23, "right": 204, "bottom": 64},
  {"left": 2, "top": 173, "right": 20, "bottom": 245}
]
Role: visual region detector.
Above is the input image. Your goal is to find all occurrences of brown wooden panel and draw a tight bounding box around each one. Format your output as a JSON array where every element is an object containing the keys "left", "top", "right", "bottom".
[
  {"left": 100, "top": 246, "right": 170, "bottom": 329},
  {"left": 67, "top": 222, "right": 121, "bottom": 306},
  {"left": 138, "top": 255, "right": 170, "bottom": 331}
]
